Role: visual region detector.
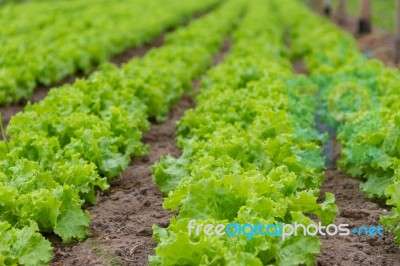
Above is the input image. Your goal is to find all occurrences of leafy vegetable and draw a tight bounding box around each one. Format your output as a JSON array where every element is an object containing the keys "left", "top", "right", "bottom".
[
  {"left": 280, "top": 0, "right": 400, "bottom": 245},
  {"left": 0, "top": 0, "right": 219, "bottom": 104},
  {"left": 151, "top": 1, "right": 337, "bottom": 265},
  {"left": 0, "top": 221, "right": 52, "bottom": 266},
  {"left": 0, "top": 0, "right": 240, "bottom": 263}
]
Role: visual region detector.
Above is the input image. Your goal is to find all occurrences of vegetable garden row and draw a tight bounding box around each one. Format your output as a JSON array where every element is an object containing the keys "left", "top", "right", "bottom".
[
  {"left": 0, "top": 0, "right": 399, "bottom": 265},
  {"left": 0, "top": 0, "right": 217, "bottom": 104},
  {"left": 282, "top": 0, "right": 400, "bottom": 246}
]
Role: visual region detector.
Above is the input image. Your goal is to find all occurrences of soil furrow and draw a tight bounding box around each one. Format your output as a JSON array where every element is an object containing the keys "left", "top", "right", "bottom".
[
  {"left": 317, "top": 172, "right": 400, "bottom": 266},
  {"left": 316, "top": 138, "right": 400, "bottom": 266}
]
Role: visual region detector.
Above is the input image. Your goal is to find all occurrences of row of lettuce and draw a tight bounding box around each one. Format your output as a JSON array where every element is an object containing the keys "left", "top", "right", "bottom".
[
  {"left": 279, "top": 0, "right": 400, "bottom": 244},
  {"left": 0, "top": 2, "right": 242, "bottom": 264},
  {"left": 151, "top": 0, "right": 337, "bottom": 265},
  {"left": 0, "top": 0, "right": 219, "bottom": 105}
]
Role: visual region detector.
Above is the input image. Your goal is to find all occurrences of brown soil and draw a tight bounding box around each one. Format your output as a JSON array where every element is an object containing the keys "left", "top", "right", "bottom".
[
  {"left": 357, "top": 34, "right": 397, "bottom": 68},
  {"left": 292, "top": 60, "right": 308, "bottom": 75},
  {"left": 316, "top": 139, "right": 400, "bottom": 266},
  {"left": 111, "top": 35, "right": 165, "bottom": 67}
]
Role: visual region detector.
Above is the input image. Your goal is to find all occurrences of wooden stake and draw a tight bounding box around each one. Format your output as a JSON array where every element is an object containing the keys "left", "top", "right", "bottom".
[
  {"left": 0, "top": 113, "right": 9, "bottom": 152},
  {"left": 336, "top": 0, "right": 347, "bottom": 25},
  {"left": 323, "top": 0, "right": 332, "bottom": 17},
  {"left": 396, "top": 0, "right": 400, "bottom": 64},
  {"left": 358, "top": 0, "right": 372, "bottom": 34},
  {"left": 315, "top": 0, "right": 323, "bottom": 14}
]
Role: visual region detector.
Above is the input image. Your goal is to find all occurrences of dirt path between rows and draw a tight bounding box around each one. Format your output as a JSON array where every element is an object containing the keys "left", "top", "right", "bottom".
[
  {"left": 51, "top": 39, "right": 231, "bottom": 266},
  {"left": 316, "top": 138, "right": 400, "bottom": 266}
]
